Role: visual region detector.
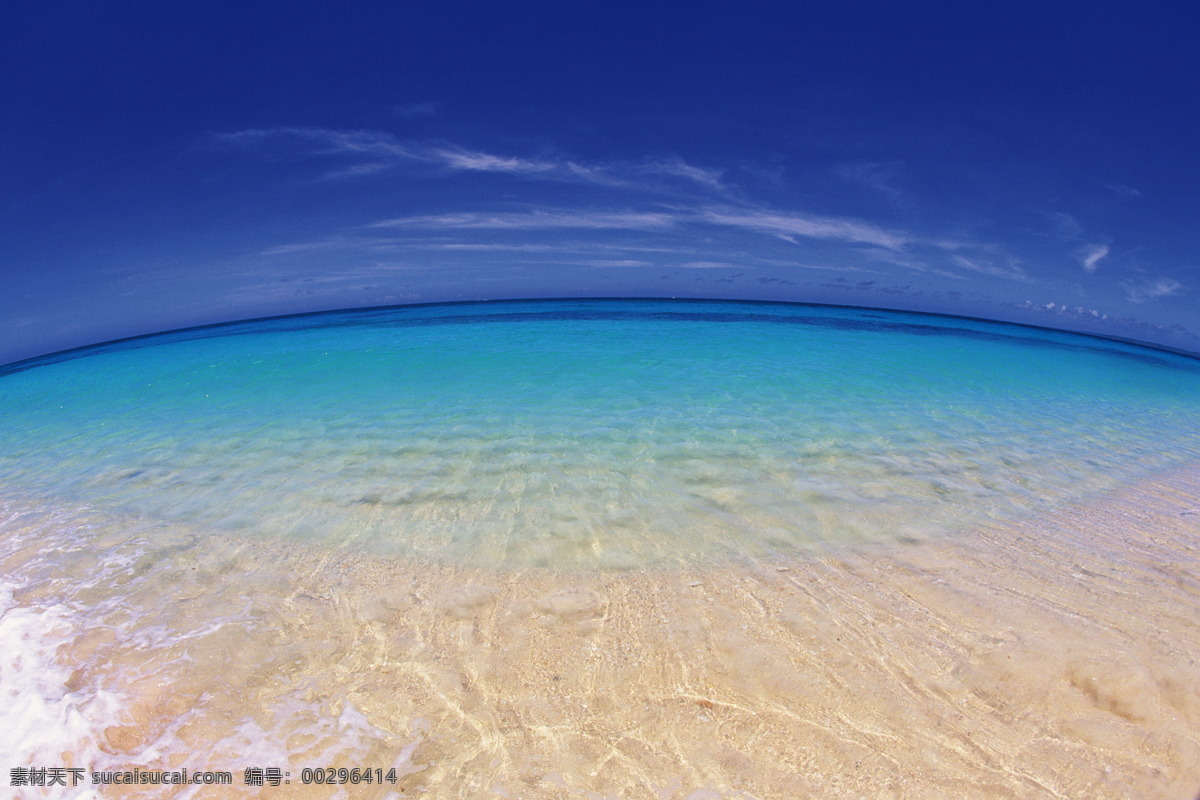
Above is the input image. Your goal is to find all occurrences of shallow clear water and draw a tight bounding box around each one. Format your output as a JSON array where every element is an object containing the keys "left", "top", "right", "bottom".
[
  {"left": 3, "top": 299, "right": 1200, "bottom": 799},
  {"left": 2, "top": 299, "right": 1199, "bottom": 567}
]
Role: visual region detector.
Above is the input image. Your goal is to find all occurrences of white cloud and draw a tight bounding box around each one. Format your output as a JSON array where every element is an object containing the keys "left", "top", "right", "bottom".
[
  {"left": 1045, "top": 211, "right": 1083, "bottom": 238},
  {"left": 759, "top": 259, "right": 884, "bottom": 274},
  {"left": 412, "top": 242, "right": 562, "bottom": 252},
  {"left": 260, "top": 236, "right": 403, "bottom": 256},
  {"left": 699, "top": 208, "right": 908, "bottom": 250},
  {"left": 211, "top": 127, "right": 418, "bottom": 180},
  {"left": 213, "top": 127, "right": 414, "bottom": 159},
  {"left": 392, "top": 101, "right": 439, "bottom": 118},
  {"left": 834, "top": 161, "right": 903, "bottom": 202},
  {"left": 1106, "top": 183, "right": 1142, "bottom": 199},
  {"left": 580, "top": 259, "right": 653, "bottom": 268},
  {"left": 324, "top": 162, "right": 395, "bottom": 179},
  {"left": 860, "top": 248, "right": 962, "bottom": 279},
  {"left": 369, "top": 210, "right": 677, "bottom": 231},
  {"left": 366, "top": 204, "right": 911, "bottom": 252},
  {"left": 215, "top": 127, "right": 731, "bottom": 193},
  {"left": 1076, "top": 243, "right": 1109, "bottom": 273},
  {"left": 950, "top": 255, "right": 1031, "bottom": 282},
  {"left": 216, "top": 128, "right": 586, "bottom": 181},
  {"left": 1123, "top": 276, "right": 1185, "bottom": 303},
  {"left": 433, "top": 148, "right": 568, "bottom": 175},
  {"left": 640, "top": 156, "right": 726, "bottom": 190},
  {"left": 1019, "top": 300, "right": 1110, "bottom": 320},
  {"left": 216, "top": 127, "right": 1109, "bottom": 296},
  {"left": 431, "top": 148, "right": 725, "bottom": 191}
]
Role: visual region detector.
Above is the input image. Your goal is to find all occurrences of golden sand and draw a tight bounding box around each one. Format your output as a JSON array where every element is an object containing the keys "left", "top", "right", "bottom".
[{"left": 4, "top": 465, "right": 1200, "bottom": 799}]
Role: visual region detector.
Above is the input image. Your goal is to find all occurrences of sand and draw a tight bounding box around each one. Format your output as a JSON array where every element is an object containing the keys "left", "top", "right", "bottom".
[{"left": 3, "top": 464, "right": 1200, "bottom": 799}]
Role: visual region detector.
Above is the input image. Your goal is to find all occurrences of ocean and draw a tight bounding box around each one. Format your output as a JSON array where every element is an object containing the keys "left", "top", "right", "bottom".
[{"left": 3, "top": 299, "right": 1199, "bottom": 798}]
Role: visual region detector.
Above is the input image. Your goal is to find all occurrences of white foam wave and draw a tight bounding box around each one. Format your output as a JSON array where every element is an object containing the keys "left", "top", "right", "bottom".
[{"left": 0, "top": 581, "right": 122, "bottom": 799}]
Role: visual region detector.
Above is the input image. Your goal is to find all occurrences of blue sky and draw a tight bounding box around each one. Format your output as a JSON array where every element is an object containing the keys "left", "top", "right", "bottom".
[{"left": 2, "top": 0, "right": 1198, "bottom": 363}]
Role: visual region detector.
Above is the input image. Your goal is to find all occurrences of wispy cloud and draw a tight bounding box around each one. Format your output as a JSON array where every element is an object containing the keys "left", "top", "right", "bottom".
[
  {"left": 759, "top": 258, "right": 885, "bottom": 274},
  {"left": 1106, "top": 182, "right": 1142, "bottom": 199},
  {"left": 369, "top": 210, "right": 677, "bottom": 231},
  {"left": 410, "top": 242, "right": 563, "bottom": 252},
  {"left": 678, "top": 261, "right": 738, "bottom": 269},
  {"left": 426, "top": 149, "right": 725, "bottom": 191},
  {"left": 1123, "top": 276, "right": 1184, "bottom": 303},
  {"left": 214, "top": 126, "right": 724, "bottom": 192},
  {"left": 578, "top": 259, "right": 654, "bottom": 268},
  {"left": 213, "top": 127, "right": 415, "bottom": 159},
  {"left": 641, "top": 156, "right": 726, "bottom": 190},
  {"left": 859, "top": 248, "right": 962, "bottom": 279},
  {"left": 391, "top": 101, "right": 439, "bottom": 118},
  {"left": 950, "top": 254, "right": 1031, "bottom": 282},
  {"left": 260, "top": 236, "right": 406, "bottom": 256},
  {"left": 1076, "top": 243, "right": 1109, "bottom": 273},
  {"left": 1045, "top": 211, "right": 1083, "bottom": 238},
  {"left": 432, "top": 148, "right": 560, "bottom": 174},
  {"left": 699, "top": 208, "right": 908, "bottom": 250},
  {"left": 366, "top": 204, "right": 910, "bottom": 251},
  {"left": 834, "top": 161, "right": 904, "bottom": 202},
  {"left": 213, "top": 127, "right": 1179, "bottom": 325}
]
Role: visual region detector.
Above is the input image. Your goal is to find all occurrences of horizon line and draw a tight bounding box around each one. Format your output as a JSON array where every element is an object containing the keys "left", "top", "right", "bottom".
[{"left": 3, "top": 295, "right": 1198, "bottom": 377}]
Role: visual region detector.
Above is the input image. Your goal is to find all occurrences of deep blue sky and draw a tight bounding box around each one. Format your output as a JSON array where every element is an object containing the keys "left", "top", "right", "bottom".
[{"left": 2, "top": 0, "right": 1198, "bottom": 362}]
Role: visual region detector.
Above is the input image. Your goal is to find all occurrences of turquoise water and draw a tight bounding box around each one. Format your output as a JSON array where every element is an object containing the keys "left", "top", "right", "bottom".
[{"left": 2, "top": 299, "right": 1199, "bottom": 568}]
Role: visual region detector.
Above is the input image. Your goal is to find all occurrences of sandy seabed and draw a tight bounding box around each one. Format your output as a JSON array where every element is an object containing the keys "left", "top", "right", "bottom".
[{"left": 3, "top": 464, "right": 1200, "bottom": 800}]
